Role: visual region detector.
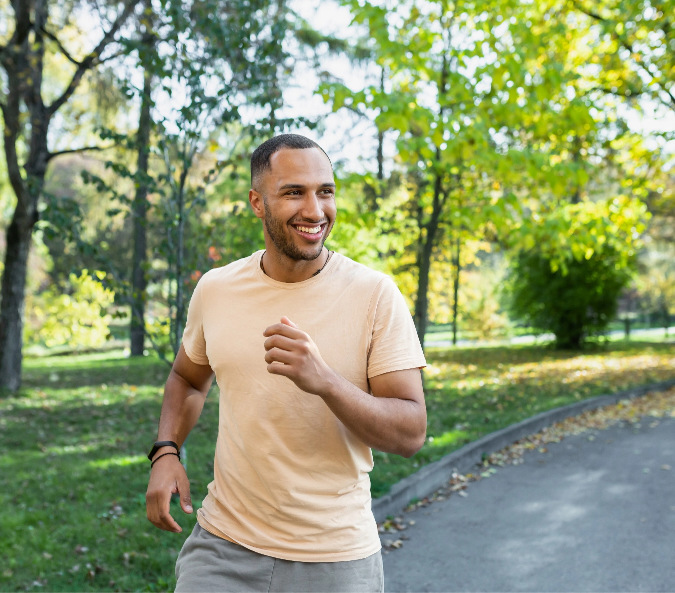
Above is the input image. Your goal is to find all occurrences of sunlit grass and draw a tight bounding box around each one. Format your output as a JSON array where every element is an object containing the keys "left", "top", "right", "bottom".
[
  {"left": 2, "top": 340, "right": 674, "bottom": 591},
  {"left": 370, "top": 341, "right": 675, "bottom": 496}
]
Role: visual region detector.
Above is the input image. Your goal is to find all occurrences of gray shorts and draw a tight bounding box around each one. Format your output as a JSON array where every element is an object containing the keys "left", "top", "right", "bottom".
[{"left": 175, "top": 523, "right": 384, "bottom": 593}]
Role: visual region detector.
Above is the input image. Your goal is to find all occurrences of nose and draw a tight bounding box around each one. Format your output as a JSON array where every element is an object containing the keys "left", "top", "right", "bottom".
[{"left": 300, "top": 192, "right": 324, "bottom": 221}]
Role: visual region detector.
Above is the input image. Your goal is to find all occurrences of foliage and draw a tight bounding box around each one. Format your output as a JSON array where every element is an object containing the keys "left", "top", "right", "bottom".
[
  {"left": 437, "top": 264, "right": 510, "bottom": 340},
  {"left": 322, "top": 0, "right": 632, "bottom": 347},
  {"left": 502, "top": 195, "right": 649, "bottom": 348},
  {"left": 505, "top": 248, "right": 633, "bottom": 349},
  {"left": 635, "top": 247, "right": 675, "bottom": 329},
  {"left": 25, "top": 271, "right": 115, "bottom": 350},
  {"left": 567, "top": 0, "right": 674, "bottom": 116}
]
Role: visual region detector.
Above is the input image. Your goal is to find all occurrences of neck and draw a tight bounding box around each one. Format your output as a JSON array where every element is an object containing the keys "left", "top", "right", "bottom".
[{"left": 260, "top": 248, "right": 331, "bottom": 283}]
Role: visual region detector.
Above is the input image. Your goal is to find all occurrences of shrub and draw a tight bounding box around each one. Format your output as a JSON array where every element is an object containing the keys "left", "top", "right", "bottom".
[
  {"left": 25, "top": 270, "right": 115, "bottom": 350},
  {"left": 506, "top": 249, "right": 633, "bottom": 349}
]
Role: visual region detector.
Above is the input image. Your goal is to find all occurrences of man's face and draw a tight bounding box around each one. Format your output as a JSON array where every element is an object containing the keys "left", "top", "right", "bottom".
[{"left": 251, "top": 148, "right": 336, "bottom": 262}]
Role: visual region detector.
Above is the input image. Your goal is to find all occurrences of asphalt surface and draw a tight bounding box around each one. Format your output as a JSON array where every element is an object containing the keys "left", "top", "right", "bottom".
[{"left": 381, "top": 415, "right": 675, "bottom": 593}]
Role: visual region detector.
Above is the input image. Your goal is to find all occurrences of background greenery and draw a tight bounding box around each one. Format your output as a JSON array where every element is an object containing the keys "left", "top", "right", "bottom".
[{"left": 1, "top": 0, "right": 674, "bottom": 390}]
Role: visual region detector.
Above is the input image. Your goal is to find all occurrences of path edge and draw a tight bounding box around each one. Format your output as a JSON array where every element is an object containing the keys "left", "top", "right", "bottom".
[{"left": 371, "top": 378, "right": 675, "bottom": 522}]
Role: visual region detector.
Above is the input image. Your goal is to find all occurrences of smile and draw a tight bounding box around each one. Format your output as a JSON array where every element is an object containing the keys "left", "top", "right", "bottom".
[{"left": 295, "top": 225, "right": 322, "bottom": 234}]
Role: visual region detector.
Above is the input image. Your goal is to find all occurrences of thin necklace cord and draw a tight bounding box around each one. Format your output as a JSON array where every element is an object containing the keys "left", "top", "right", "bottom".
[{"left": 260, "top": 249, "right": 333, "bottom": 278}]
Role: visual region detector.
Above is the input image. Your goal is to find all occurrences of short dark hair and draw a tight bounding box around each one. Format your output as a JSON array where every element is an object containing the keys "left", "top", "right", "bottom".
[{"left": 250, "top": 134, "right": 332, "bottom": 189}]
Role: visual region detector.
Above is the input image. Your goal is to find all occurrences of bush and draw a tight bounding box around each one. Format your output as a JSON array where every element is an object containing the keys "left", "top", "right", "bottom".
[
  {"left": 506, "top": 249, "right": 633, "bottom": 349},
  {"left": 25, "top": 270, "right": 115, "bottom": 350}
]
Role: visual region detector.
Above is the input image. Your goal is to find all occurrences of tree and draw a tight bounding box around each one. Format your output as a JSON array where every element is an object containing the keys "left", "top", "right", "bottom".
[
  {"left": 324, "top": 0, "right": 586, "bottom": 347},
  {"left": 505, "top": 196, "right": 649, "bottom": 348},
  {"left": 507, "top": 249, "right": 630, "bottom": 348},
  {"left": 129, "top": 1, "right": 155, "bottom": 356},
  {"left": 0, "top": 0, "right": 140, "bottom": 392}
]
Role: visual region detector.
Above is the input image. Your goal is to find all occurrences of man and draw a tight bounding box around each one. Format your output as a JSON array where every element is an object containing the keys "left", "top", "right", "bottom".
[{"left": 146, "top": 134, "right": 427, "bottom": 592}]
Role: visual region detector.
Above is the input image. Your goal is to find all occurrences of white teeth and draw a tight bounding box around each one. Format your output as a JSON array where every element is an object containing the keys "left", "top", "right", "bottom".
[{"left": 297, "top": 226, "right": 321, "bottom": 234}]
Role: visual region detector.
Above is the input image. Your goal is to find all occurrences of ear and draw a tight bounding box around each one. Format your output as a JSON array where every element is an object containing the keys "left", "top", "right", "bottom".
[{"left": 249, "top": 189, "right": 264, "bottom": 220}]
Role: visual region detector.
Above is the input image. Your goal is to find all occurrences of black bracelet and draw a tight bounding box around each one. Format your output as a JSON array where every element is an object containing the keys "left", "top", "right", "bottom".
[
  {"left": 150, "top": 451, "right": 180, "bottom": 468},
  {"left": 147, "top": 440, "right": 180, "bottom": 461}
]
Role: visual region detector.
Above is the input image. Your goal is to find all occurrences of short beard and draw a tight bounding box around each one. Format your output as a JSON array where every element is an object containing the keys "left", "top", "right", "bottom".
[{"left": 262, "top": 194, "right": 325, "bottom": 261}]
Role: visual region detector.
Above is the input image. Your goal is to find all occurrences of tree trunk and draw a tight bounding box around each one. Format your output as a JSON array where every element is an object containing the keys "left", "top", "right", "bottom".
[
  {"left": 451, "top": 234, "right": 461, "bottom": 346},
  {"left": 413, "top": 172, "right": 444, "bottom": 349},
  {"left": 172, "top": 170, "right": 188, "bottom": 357},
  {"left": 414, "top": 233, "right": 433, "bottom": 350},
  {"left": 0, "top": 212, "right": 35, "bottom": 392},
  {"left": 0, "top": 0, "right": 48, "bottom": 392},
  {"left": 130, "top": 26, "right": 154, "bottom": 356},
  {"left": 412, "top": 31, "right": 450, "bottom": 350}
]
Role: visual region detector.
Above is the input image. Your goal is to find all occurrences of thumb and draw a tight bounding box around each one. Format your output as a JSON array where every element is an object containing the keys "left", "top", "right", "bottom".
[
  {"left": 280, "top": 316, "right": 298, "bottom": 328},
  {"left": 177, "top": 476, "right": 193, "bottom": 514}
]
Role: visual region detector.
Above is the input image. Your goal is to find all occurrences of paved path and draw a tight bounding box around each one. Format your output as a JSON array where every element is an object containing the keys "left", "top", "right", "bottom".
[{"left": 381, "top": 416, "right": 675, "bottom": 592}]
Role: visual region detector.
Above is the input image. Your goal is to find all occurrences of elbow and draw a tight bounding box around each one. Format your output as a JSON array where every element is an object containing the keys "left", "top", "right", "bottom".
[
  {"left": 399, "top": 432, "right": 426, "bottom": 458},
  {"left": 396, "top": 406, "right": 427, "bottom": 458}
]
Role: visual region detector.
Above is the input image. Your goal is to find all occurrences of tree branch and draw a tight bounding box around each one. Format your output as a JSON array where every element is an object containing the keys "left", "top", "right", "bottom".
[
  {"left": 594, "top": 86, "right": 644, "bottom": 98},
  {"left": 572, "top": 0, "right": 675, "bottom": 110},
  {"left": 47, "top": 145, "right": 113, "bottom": 161},
  {"left": 40, "top": 26, "right": 81, "bottom": 66},
  {"left": 570, "top": 0, "right": 606, "bottom": 22},
  {"left": 47, "top": 0, "right": 139, "bottom": 116}
]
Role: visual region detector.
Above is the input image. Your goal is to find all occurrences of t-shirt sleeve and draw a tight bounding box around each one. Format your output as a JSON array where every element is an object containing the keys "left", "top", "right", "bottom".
[
  {"left": 181, "top": 278, "right": 209, "bottom": 365},
  {"left": 367, "top": 276, "right": 426, "bottom": 378}
]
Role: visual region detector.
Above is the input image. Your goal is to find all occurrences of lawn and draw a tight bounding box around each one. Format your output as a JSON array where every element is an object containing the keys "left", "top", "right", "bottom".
[{"left": 1, "top": 340, "right": 674, "bottom": 591}]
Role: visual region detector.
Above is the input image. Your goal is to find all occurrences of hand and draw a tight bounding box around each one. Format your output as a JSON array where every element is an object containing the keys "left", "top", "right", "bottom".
[
  {"left": 263, "top": 316, "right": 335, "bottom": 395},
  {"left": 146, "top": 453, "right": 193, "bottom": 533}
]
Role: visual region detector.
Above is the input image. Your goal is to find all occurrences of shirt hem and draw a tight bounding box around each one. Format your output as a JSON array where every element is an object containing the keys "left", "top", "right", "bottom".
[
  {"left": 197, "top": 514, "right": 381, "bottom": 563},
  {"left": 368, "top": 359, "right": 427, "bottom": 379}
]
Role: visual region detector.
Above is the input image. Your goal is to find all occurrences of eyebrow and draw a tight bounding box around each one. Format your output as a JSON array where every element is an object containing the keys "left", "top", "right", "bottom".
[{"left": 279, "top": 182, "right": 336, "bottom": 190}]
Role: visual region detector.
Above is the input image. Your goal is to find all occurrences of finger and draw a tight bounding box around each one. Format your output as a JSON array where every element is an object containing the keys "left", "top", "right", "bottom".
[
  {"left": 177, "top": 475, "right": 193, "bottom": 515},
  {"left": 263, "top": 318, "right": 302, "bottom": 337},
  {"left": 263, "top": 334, "right": 297, "bottom": 352},
  {"left": 267, "top": 362, "right": 294, "bottom": 377},
  {"left": 263, "top": 322, "right": 300, "bottom": 338},
  {"left": 281, "top": 316, "right": 298, "bottom": 328},
  {"left": 264, "top": 347, "right": 295, "bottom": 365},
  {"left": 147, "top": 489, "right": 181, "bottom": 533}
]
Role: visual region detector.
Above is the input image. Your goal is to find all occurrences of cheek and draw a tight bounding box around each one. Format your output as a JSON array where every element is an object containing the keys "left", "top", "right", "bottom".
[{"left": 325, "top": 201, "right": 337, "bottom": 220}]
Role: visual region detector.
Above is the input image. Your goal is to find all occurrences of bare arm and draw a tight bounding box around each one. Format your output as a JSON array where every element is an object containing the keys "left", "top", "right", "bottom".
[
  {"left": 146, "top": 345, "right": 214, "bottom": 532},
  {"left": 263, "top": 317, "right": 426, "bottom": 458}
]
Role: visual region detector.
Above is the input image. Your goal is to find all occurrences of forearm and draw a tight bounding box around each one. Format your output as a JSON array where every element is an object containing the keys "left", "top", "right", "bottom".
[
  {"left": 155, "top": 369, "right": 210, "bottom": 447},
  {"left": 320, "top": 371, "right": 427, "bottom": 458}
]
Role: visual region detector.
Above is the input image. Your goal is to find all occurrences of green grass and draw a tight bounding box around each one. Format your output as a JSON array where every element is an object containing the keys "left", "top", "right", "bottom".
[
  {"left": 2, "top": 352, "right": 217, "bottom": 592},
  {"left": 2, "top": 341, "right": 675, "bottom": 591},
  {"left": 371, "top": 340, "right": 675, "bottom": 496}
]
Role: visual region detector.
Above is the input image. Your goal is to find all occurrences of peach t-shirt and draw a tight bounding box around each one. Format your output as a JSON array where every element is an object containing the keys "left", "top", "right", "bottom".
[{"left": 181, "top": 250, "right": 426, "bottom": 562}]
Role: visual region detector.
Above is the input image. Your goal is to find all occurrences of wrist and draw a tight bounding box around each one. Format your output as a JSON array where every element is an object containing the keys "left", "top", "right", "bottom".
[
  {"left": 150, "top": 446, "right": 180, "bottom": 462},
  {"left": 150, "top": 451, "right": 181, "bottom": 468},
  {"left": 147, "top": 440, "right": 180, "bottom": 462},
  {"left": 316, "top": 368, "right": 343, "bottom": 400}
]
